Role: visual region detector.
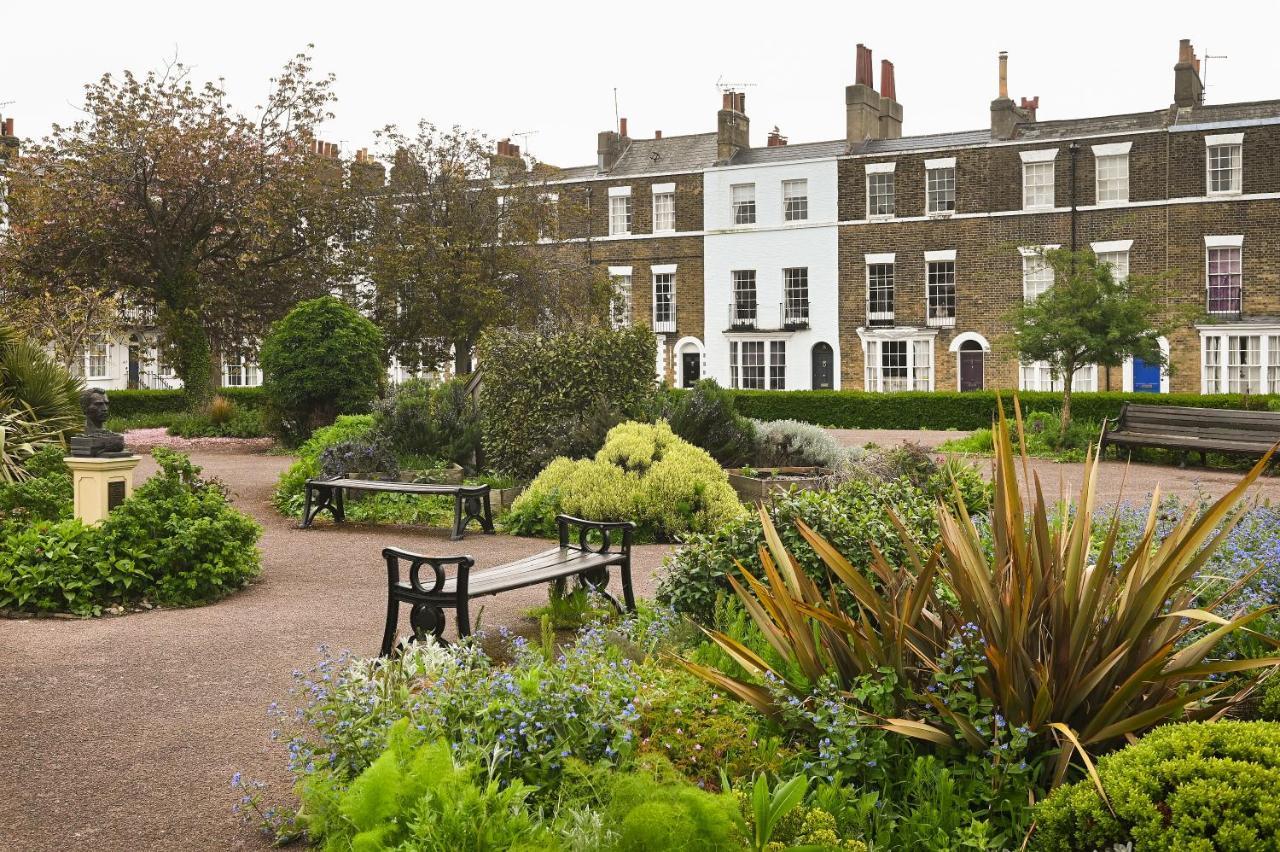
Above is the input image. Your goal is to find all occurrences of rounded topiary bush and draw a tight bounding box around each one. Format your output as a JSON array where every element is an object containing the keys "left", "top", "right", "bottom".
[
  {"left": 259, "top": 296, "right": 386, "bottom": 444},
  {"left": 505, "top": 421, "right": 744, "bottom": 541},
  {"left": 1031, "top": 720, "right": 1280, "bottom": 851}
]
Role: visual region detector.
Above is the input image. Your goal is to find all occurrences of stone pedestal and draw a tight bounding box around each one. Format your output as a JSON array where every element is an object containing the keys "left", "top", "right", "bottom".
[{"left": 64, "top": 455, "right": 142, "bottom": 525}]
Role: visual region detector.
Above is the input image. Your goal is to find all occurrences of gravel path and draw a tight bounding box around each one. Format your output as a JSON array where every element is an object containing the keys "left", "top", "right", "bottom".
[{"left": 0, "top": 452, "right": 674, "bottom": 851}]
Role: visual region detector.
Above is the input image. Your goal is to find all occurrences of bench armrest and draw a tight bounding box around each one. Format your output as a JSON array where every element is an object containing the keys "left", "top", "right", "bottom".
[
  {"left": 556, "top": 515, "right": 635, "bottom": 554},
  {"left": 382, "top": 547, "right": 473, "bottom": 594}
]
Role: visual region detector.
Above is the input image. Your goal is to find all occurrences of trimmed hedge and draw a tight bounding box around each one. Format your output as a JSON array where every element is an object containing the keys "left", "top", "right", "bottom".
[
  {"left": 102, "top": 387, "right": 267, "bottom": 418},
  {"left": 721, "top": 390, "right": 1277, "bottom": 431}
]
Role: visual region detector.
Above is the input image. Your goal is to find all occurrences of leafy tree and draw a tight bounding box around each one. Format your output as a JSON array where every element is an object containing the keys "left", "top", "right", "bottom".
[
  {"left": 1009, "top": 248, "right": 1171, "bottom": 440},
  {"left": 1, "top": 284, "right": 125, "bottom": 372},
  {"left": 258, "top": 296, "right": 386, "bottom": 444},
  {"left": 351, "top": 122, "right": 609, "bottom": 376},
  {"left": 0, "top": 50, "right": 347, "bottom": 405}
]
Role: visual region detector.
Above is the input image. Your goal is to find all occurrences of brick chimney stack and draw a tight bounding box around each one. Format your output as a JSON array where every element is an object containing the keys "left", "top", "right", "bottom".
[
  {"left": 349, "top": 147, "right": 387, "bottom": 191},
  {"left": 846, "top": 43, "right": 883, "bottom": 145},
  {"left": 716, "top": 91, "right": 749, "bottom": 163},
  {"left": 654, "top": 130, "right": 662, "bottom": 139},
  {"left": 0, "top": 114, "right": 15, "bottom": 163},
  {"left": 1173, "top": 38, "right": 1205, "bottom": 107},
  {"left": 495, "top": 138, "right": 522, "bottom": 159},
  {"left": 990, "top": 51, "right": 1036, "bottom": 139},
  {"left": 619, "top": 117, "right": 628, "bottom": 138},
  {"left": 767, "top": 126, "right": 788, "bottom": 147},
  {"left": 878, "top": 59, "right": 903, "bottom": 140}
]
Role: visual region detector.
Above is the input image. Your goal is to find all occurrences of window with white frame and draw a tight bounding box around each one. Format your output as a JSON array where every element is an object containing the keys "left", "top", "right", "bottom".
[
  {"left": 652, "top": 268, "right": 675, "bottom": 331},
  {"left": 926, "top": 256, "right": 956, "bottom": 327},
  {"left": 783, "top": 267, "right": 809, "bottom": 325},
  {"left": 1018, "top": 361, "right": 1096, "bottom": 392},
  {"left": 1020, "top": 149, "right": 1057, "bottom": 210},
  {"left": 1093, "top": 141, "right": 1130, "bottom": 204},
  {"left": 651, "top": 184, "right": 675, "bottom": 232},
  {"left": 730, "top": 340, "right": 786, "bottom": 390},
  {"left": 608, "top": 187, "right": 632, "bottom": 235},
  {"left": 540, "top": 193, "right": 559, "bottom": 238},
  {"left": 731, "top": 270, "right": 757, "bottom": 327},
  {"left": 731, "top": 183, "right": 756, "bottom": 225},
  {"left": 1092, "top": 239, "right": 1132, "bottom": 282},
  {"left": 864, "top": 337, "right": 932, "bottom": 392},
  {"left": 1021, "top": 247, "right": 1058, "bottom": 301},
  {"left": 1206, "top": 239, "right": 1242, "bottom": 315},
  {"left": 1206, "top": 133, "right": 1242, "bottom": 195},
  {"left": 866, "top": 257, "right": 895, "bottom": 325},
  {"left": 224, "top": 355, "right": 259, "bottom": 387},
  {"left": 925, "top": 158, "right": 956, "bottom": 213},
  {"left": 84, "top": 340, "right": 109, "bottom": 380},
  {"left": 608, "top": 267, "right": 632, "bottom": 329},
  {"left": 866, "top": 164, "right": 895, "bottom": 217},
  {"left": 782, "top": 179, "right": 808, "bottom": 221},
  {"left": 1201, "top": 331, "right": 1280, "bottom": 395}
]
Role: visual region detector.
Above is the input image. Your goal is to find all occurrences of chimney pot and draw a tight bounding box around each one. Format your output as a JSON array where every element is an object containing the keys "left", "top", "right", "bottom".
[
  {"left": 619, "top": 117, "right": 628, "bottom": 138},
  {"left": 998, "top": 51, "right": 1009, "bottom": 99},
  {"left": 2, "top": 118, "right": 12, "bottom": 136},
  {"left": 855, "top": 43, "right": 874, "bottom": 87},
  {"left": 1019, "top": 96, "right": 1039, "bottom": 121},
  {"left": 879, "top": 59, "right": 896, "bottom": 101},
  {"left": 654, "top": 130, "right": 662, "bottom": 139},
  {"left": 723, "top": 92, "right": 734, "bottom": 110},
  {"left": 767, "top": 126, "right": 787, "bottom": 147}
]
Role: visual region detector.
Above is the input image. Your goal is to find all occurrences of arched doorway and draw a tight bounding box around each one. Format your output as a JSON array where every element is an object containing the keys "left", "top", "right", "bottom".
[
  {"left": 811, "top": 342, "right": 834, "bottom": 390},
  {"left": 958, "top": 340, "right": 984, "bottom": 391},
  {"left": 675, "top": 337, "right": 703, "bottom": 388}
]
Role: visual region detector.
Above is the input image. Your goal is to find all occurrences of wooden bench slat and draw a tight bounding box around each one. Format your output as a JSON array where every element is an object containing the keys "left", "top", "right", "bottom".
[
  {"left": 311, "top": 478, "right": 488, "bottom": 495},
  {"left": 1103, "top": 404, "right": 1280, "bottom": 462}
]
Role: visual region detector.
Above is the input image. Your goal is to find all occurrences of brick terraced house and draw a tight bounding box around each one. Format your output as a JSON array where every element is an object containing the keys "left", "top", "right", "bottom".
[{"left": 528, "top": 38, "right": 1280, "bottom": 395}]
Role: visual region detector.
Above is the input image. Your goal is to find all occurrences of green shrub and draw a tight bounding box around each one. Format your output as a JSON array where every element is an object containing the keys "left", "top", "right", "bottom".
[
  {"left": 167, "top": 405, "right": 267, "bottom": 439},
  {"left": 602, "top": 758, "right": 743, "bottom": 852},
  {"left": 1032, "top": 721, "right": 1280, "bottom": 851},
  {"left": 721, "top": 389, "right": 1276, "bottom": 430},
  {"left": 0, "top": 446, "right": 73, "bottom": 526},
  {"left": 259, "top": 296, "right": 386, "bottom": 445},
  {"left": 319, "top": 434, "right": 400, "bottom": 480},
  {"left": 272, "top": 414, "right": 377, "bottom": 515},
  {"left": 657, "top": 477, "right": 940, "bottom": 626},
  {"left": 751, "top": 418, "right": 851, "bottom": 469},
  {"left": 478, "top": 325, "right": 657, "bottom": 479},
  {"left": 668, "top": 379, "right": 756, "bottom": 467},
  {"left": 299, "top": 719, "right": 556, "bottom": 852},
  {"left": 1258, "top": 676, "right": 1280, "bottom": 722},
  {"left": 102, "top": 387, "right": 267, "bottom": 419},
  {"left": 0, "top": 447, "right": 260, "bottom": 614},
  {"left": 377, "top": 377, "right": 479, "bottom": 469},
  {"left": 506, "top": 422, "right": 744, "bottom": 542}
]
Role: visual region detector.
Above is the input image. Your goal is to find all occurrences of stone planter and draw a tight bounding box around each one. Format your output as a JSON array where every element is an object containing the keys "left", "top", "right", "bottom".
[
  {"left": 398, "top": 464, "right": 465, "bottom": 485},
  {"left": 727, "top": 466, "right": 832, "bottom": 503},
  {"left": 491, "top": 484, "right": 527, "bottom": 512}
]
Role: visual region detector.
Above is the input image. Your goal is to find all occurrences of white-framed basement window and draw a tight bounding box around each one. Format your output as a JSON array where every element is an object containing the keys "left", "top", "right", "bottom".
[
  {"left": 1093, "top": 141, "right": 1131, "bottom": 205},
  {"left": 1200, "top": 327, "right": 1280, "bottom": 394},
  {"left": 729, "top": 339, "right": 786, "bottom": 390},
  {"left": 1205, "top": 133, "right": 1243, "bottom": 196},
  {"left": 651, "top": 183, "right": 675, "bottom": 233},
  {"left": 223, "top": 354, "right": 260, "bottom": 387},
  {"left": 1018, "top": 362, "right": 1097, "bottom": 392},
  {"left": 863, "top": 336, "right": 933, "bottom": 392},
  {"left": 608, "top": 185, "right": 632, "bottom": 236},
  {"left": 1020, "top": 148, "right": 1058, "bottom": 210}
]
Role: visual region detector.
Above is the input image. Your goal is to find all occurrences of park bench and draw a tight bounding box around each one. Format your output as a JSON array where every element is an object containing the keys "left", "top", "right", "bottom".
[
  {"left": 302, "top": 477, "right": 494, "bottom": 540},
  {"left": 1100, "top": 403, "right": 1280, "bottom": 466},
  {"left": 379, "top": 514, "right": 636, "bottom": 654}
]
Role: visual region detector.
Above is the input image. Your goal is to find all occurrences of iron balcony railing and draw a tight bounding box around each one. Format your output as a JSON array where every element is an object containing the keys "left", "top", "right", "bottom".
[{"left": 727, "top": 301, "right": 810, "bottom": 331}]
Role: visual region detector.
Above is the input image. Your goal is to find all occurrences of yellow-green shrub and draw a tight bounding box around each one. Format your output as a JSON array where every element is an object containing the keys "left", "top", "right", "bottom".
[{"left": 505, "top": 422, "right": 744, "bottom": 541}]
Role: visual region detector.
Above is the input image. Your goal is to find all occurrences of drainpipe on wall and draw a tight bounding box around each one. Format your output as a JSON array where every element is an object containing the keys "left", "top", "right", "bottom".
[{"left": 1068, "top": 141, "right": 1080, "bottom": 261}]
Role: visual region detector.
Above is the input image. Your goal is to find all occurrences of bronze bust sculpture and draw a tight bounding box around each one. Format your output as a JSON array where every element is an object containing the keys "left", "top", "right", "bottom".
[{"left": 68, "top": 388, "right": 129, "bottom": 458}]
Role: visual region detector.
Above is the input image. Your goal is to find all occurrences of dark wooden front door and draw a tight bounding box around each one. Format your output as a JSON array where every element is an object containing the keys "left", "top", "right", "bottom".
[
  {"left": 959, "top": 347, "right": 984, "bottom": 391},
  {"left": 681, "top": 352, "right": 700, "bottom": 388},
  {"left": 811, "top": 342, "right": 834, "bottom": 390}
]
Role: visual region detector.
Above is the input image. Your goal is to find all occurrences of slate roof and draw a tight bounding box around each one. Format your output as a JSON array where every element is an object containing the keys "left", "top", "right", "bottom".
[
  {"left": 729, "top": 139, "right": 848, "bottom": 164},
  {"left": 546, "top": 133, "right": 720, "bottom": 182}
]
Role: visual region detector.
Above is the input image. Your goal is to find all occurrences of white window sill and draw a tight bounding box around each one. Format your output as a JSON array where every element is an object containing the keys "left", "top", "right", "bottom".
[
  {"left": 1095, "top": 198, "right": 1129, "bottom": 207},
  {"left": 608, "top": 231, "right": 632, "bottom": 237},
  {"left": 926, "top": 209, "right": 954, "bottom": 218},
  {"left": 1206, "top": 189, "right": 1243, "bottom": 198},
  {"left": 867, "top": 214, "right": 895, "bottom": 222},
  {"left": 1021, "top": 204, "right": 1055, "bottom": 212},
  {"left": 652, "top": 228, "right": 675, "bottom": 235}
]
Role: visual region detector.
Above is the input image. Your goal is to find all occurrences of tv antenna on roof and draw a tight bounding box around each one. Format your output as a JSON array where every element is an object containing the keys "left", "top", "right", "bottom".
[
  {"left": 715, "top": 75, "right": 757, "bottom": 93},
  {"left": 510, "top": 130, "right": 538, "bottom": 158},
  {"left": 1202, "top": 52, "right": 1228, "bottom": 95}
]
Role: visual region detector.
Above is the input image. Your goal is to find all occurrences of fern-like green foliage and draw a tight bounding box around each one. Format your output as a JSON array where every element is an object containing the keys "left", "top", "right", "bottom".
[
  {"left": 300, "top": 718, "right": 556, "bottom": 852},
  {"left": 601, "top": 758, "right": 743, "bottom": 851},
  {"left": 0, "top": 325, "right": 82, "bottom": 481}
]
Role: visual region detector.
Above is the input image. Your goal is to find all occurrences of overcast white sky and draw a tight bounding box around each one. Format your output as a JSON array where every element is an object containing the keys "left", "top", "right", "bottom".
[{"left": 5, "top": 1, "right": 1280, "bottom": 167}]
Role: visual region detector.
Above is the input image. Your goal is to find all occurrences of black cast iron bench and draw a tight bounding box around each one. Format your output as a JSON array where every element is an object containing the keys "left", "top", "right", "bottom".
[
  {"left": 1101, "top": 403, "right": 1280, "bottom": 466},
  {"left": 379, "top": 514, "right": 636, "bottom": 655},
  {"left": 302, "top": 477, "right": 494, "bottom": 540}
]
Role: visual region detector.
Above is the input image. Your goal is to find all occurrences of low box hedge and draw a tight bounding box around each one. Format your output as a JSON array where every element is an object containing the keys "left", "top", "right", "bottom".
[
  {"left": 719, "top": 389, "right": 1277, "bottom": 431},
  {"left": 104, "top": 387, "right": 268, "bottom": 418}
]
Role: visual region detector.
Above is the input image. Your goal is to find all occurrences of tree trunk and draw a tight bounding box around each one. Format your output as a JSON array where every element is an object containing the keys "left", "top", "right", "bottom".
[
  {"left": 453, "top": 338, "right": 474, "bottom": 377},
  {"left": 1060, "top": 381, "right": 1074, "bottom": 444},
  {"left": 160, "top": 304, "right": 214, "bottom": 409}
]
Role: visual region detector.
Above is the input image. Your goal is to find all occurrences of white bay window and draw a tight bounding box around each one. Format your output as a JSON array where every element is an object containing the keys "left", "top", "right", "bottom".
[
  {"left": 1200, "top": 327, "right": 1280, "bottom": 394},
  {"left": 729, "top": 339, "right": 786, "bottom": 390},
  {"left": 861, "top": 334, "right": 933, "bottom": 392}
]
